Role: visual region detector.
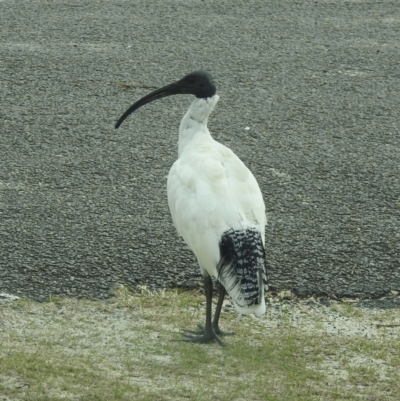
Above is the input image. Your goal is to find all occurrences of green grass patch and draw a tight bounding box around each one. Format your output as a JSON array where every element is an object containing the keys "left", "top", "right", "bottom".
[{"left": 0, "top": 289, "right": 399, "bottom": 400}]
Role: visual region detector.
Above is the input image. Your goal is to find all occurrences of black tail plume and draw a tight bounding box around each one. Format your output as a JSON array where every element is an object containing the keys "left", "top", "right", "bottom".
[{"left": 217, "top": 228, "right": 267, "bottom": 306}]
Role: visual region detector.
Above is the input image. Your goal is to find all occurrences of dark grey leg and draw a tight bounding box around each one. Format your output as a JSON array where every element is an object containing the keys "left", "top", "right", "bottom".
[
  {"left": 212, "top": 283, "right": 225, "bottom": 330},
  {"left": 182, "top": 276, "right": 224, "bottom": 346},
  {"left": 211, "top": 284, "right": 233, "bottom": 336},
  {"left": 191, "top": 282, "right": 234, "bottom": 337}
]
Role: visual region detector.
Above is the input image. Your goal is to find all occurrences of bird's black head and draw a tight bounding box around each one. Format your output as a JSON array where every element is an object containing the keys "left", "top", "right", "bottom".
[
  {"left": 115, "top": 70, "right": 216, "bottom": 128},
  {"left": 175, "top": 70, "right": 216, "bottom": 99}
]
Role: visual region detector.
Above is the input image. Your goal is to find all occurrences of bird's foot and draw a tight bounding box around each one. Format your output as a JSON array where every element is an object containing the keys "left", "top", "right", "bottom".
[
  {"left": 182, "top": 326, "right": 225, "bottom": 346},
  {"left": 195, "top": 323, "right": 234, "bottom": 336}
]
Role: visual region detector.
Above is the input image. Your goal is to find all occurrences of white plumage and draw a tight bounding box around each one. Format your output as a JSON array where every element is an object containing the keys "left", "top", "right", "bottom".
[
  {"left": 116, "top": 71, "right": 267, "bottom": 345},
  {"left": 167, "top": 96, "right": 267, "bottom": 316}
]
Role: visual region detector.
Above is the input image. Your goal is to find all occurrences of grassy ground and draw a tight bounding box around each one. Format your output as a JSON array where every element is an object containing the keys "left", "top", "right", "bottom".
[{"left": 0, "top": 287, "right": 399, "bottom": 401}]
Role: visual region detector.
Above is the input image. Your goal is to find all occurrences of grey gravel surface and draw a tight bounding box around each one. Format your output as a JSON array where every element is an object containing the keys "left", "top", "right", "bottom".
[{"left": 1, "top": 0, "right": 399, "bottom": 301}]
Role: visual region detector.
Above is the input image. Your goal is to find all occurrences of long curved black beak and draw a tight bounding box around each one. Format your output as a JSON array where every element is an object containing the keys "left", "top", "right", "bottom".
[
  {"left": 115, "top": 70, "right": 216, "bottom": 129},
  {"left": 115, "top": 81, "right": 180, "bottom": 129}
]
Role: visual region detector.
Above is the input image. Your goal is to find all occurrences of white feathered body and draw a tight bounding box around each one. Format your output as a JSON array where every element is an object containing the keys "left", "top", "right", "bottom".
[{"left": 167, "top": 95, "right": 267, "bottom": 316}]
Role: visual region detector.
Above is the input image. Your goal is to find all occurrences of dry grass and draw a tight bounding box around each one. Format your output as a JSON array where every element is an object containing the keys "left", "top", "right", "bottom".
[{"left": 0, "top": 287, "right": 399, "bottom": 401}]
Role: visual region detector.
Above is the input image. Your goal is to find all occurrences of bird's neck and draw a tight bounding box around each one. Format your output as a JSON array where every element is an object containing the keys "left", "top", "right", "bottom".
[{"left": 178, "top": 95, "right": 219, "bottom": 156}]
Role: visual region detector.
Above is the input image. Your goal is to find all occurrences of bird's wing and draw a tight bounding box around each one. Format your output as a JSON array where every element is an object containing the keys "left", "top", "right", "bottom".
[{"left": 167, "top": 141, "right": 266, "bottom": 275}]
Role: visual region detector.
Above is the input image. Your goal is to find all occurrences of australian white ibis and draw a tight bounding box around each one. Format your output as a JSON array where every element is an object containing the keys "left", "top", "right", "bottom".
[{"left": 115, "top": 71, "right": 267, "bottom": 345}]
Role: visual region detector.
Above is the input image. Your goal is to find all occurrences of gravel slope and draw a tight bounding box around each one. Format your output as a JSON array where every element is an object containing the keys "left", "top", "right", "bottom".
[{"left": 1, "top": 0, "right": 399, "bottom": 301}]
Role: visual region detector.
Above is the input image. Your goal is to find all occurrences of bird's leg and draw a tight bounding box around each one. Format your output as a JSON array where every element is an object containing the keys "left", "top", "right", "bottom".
[
  {"left": 185, "top": 283, "right": 235, "bottom": 336},
  {"left": 195, "top": 283, "right": 234, "bottom": 336},
  {"left": 182, "top": 276, "right": 224, "bottom": 346},
  {"left": 211, "top": 283, "right": 234, "bottom": 336}
]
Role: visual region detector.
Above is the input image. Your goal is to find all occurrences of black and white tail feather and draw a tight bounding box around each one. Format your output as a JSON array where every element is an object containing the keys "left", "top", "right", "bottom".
[{"left": 217, "top": 228, "right": 267, "bottom": 314}]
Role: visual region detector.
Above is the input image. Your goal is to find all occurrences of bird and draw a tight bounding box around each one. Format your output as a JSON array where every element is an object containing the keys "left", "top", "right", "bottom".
[{"left": 115, "top": 71, "right": 267, "bottom": 346}]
